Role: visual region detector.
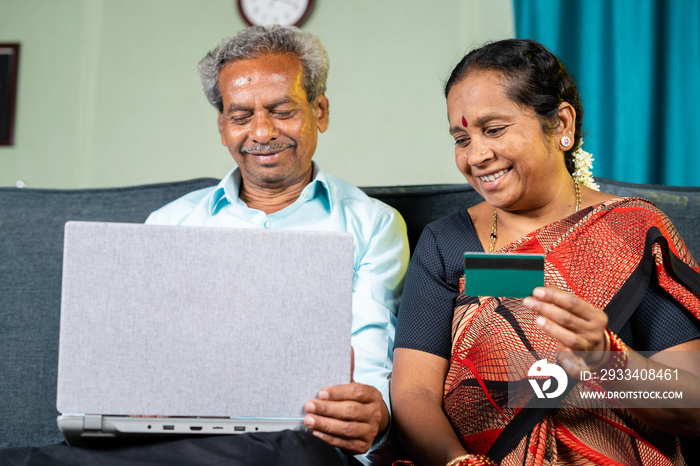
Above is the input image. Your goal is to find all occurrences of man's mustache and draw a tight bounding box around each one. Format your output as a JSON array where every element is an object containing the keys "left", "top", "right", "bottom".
[{"left": 240, "top": 142, "right": 296, "bottom": 154}]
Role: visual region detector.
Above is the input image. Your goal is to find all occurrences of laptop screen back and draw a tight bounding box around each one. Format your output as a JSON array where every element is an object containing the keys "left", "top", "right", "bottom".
[{"left": 56, "top": 221, "right": 353, "bottom": 419}]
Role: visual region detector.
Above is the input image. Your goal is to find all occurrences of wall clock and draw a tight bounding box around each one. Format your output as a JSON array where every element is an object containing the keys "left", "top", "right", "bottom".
[{"left": 237, "top": 0, "right": 315, "bottom": 27}]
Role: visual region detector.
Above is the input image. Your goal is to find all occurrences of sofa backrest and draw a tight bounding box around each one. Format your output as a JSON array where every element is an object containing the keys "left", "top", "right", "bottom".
[
  {"left": 0, "top": 178, "right": 220, "bottom": 447},
  {"left": 0, "top": 176, "right": 698, "bottom": 448},
  {"left": 364, "top": 178, "right": 700, "bottom": 257}
]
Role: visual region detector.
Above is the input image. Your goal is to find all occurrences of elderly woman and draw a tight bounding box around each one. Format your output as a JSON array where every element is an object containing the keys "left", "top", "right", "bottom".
[{"left": 391, "top": 39, "right": 700, "bottom": 466}]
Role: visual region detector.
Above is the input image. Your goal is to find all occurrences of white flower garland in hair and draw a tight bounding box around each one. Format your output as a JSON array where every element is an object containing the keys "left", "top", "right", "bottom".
[{"left": 572, "top": 141, "right": 600, "bottom": 191}]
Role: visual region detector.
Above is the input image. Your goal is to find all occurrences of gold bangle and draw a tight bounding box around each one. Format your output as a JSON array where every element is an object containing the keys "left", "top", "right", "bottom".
[
  {"left": 446, "top": 455, "right": 469, "bottom": 466},
  {"left": 587, "top": 327, "right": 612, "bottom": 371},
  {"left": 446, "top": 453, "right": 498, "bottom": 466},
  {"left": 590, "top": 328, "right": 629, "bottom": 386},
  {"left": 605, "top": 328, "right": 629, "bottom": 372}
]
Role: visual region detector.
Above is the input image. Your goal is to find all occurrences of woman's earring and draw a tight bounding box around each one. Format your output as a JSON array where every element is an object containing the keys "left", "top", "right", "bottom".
[{"left": 561, "top": 136, "right": 572, "bottom": 148}]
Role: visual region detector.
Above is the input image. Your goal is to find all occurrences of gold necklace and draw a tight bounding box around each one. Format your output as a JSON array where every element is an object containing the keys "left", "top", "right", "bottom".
[{"left": 489, "top": 180, "right": 580, "bottom": 252}]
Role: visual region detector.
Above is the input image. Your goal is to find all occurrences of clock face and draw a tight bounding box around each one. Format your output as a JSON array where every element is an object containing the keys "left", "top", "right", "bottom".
[{"left": 237, "top": 0, "right": 314, "bottom": 27}]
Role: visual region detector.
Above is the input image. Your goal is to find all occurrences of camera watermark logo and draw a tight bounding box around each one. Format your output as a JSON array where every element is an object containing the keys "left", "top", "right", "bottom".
[{"left": 527, "top": 359, "right": 568, "bottom": 398}]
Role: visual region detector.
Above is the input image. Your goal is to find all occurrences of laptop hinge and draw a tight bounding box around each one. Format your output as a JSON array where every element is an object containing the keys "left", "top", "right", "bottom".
[{"left": 83, "top": 414, "right": 103, "bottom": 431}]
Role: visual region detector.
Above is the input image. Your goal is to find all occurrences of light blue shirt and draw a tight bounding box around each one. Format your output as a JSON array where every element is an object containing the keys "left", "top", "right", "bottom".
[{"left": 146, "top": 165, "right": 409, "bottom": 456}]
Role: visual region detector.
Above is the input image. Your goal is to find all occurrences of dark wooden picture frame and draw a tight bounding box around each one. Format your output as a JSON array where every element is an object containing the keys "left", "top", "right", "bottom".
[{"left": 0, "top": 43, "right": 20, "bottom": 146}]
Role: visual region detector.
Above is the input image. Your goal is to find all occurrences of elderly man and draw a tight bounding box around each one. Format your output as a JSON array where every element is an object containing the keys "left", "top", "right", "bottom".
[
  {"left": 145, "top": 24, "right": 409, "bottom": 463},
  {"left": 0, "top": 26, "right": 407, "bottom": 466}
]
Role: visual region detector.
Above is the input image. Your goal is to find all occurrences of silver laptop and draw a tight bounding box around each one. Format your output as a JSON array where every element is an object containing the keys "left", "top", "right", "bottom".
[{"left": 56, "top": 221, "right": 353, "bottom": 446}]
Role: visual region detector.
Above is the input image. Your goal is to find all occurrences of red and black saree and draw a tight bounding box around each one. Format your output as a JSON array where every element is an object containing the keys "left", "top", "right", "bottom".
[{"left": 446, "top": 198, "right": 700, "bottom": 465}]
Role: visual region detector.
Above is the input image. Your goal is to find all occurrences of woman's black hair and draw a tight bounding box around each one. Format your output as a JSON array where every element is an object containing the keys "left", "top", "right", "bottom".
[{"left": 445, "top": 39, "right": 583, "bottom": 174}]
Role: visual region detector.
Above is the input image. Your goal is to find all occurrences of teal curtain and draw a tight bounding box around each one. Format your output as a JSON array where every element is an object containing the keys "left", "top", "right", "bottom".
[{"left": 513, "top": 0, "right": 700, "bottom": 186}]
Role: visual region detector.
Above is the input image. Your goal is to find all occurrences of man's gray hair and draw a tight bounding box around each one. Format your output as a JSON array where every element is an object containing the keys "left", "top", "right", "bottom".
[{"left": 198, "top": 25, "right": 329, "bottom": 112}]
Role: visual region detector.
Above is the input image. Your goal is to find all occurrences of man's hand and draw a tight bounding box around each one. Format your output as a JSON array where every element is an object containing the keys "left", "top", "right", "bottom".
[{"left": 303, "top": 383, "right": 389, "bottom": 455}]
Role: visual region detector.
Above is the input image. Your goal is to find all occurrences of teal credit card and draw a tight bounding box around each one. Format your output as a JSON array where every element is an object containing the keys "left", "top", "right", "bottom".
[{"left": 463, "top": 252, "right": 545, "bottom": 298}]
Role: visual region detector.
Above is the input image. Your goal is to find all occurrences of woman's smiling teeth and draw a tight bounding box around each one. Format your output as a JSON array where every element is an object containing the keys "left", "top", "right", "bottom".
[{"left": 479, "top": 168, "right": 511, "bottom": 182}]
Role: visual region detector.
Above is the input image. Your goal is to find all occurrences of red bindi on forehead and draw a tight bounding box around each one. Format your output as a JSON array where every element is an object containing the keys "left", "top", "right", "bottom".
[{"left": 461, "top": 115, "right": 468, "bottom": 127}]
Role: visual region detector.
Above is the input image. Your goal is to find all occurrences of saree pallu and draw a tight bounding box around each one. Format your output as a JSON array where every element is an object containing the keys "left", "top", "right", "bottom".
[{"left": 445, "top": 198, "right": 700, "bottom": 466}]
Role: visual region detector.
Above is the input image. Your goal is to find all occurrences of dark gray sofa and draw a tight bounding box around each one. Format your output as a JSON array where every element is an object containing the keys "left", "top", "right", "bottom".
[{"left": 1, "top": 177, "right": 699, "bottom": 449}]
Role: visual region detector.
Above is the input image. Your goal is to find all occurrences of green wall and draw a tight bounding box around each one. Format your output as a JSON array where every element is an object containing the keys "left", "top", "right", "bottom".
[{"left": 0, "top": 0, "right": 514, "bottom": 188}]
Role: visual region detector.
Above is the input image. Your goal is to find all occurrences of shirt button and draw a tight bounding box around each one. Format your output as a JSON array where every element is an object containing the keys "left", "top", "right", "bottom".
[{"left": 264, "top": 220, "right": 271, "bottom": 229}]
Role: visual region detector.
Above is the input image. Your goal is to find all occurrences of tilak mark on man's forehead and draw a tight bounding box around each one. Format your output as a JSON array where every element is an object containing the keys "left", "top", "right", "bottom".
[{"left": 461, "top": 116, "right": 468, "bottom": 127}]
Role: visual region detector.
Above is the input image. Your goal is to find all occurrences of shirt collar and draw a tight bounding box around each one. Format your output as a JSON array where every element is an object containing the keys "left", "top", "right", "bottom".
[{"left": 207, "top": 163, "right": 333, "bottom": 215}]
